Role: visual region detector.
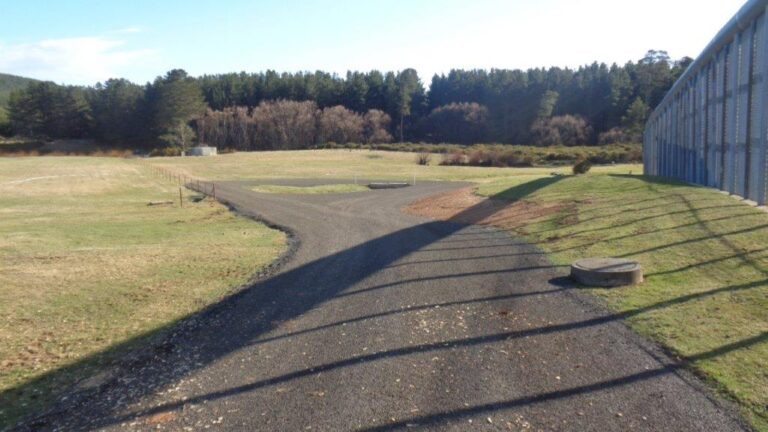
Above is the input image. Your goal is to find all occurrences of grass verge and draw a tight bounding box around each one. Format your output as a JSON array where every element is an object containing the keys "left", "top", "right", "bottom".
[
  {"left": 475, "top": 174, "right": 768, "bottom": 430},
  {"left": 0, "top": 157, "right": 286, "bottom": 428}
]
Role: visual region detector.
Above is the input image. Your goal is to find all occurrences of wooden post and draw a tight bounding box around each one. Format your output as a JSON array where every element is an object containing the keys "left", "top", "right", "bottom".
[
  {"left": 179, "top": 187, "right": 183, "bottom": 208},
  {"left": 212, "top": 184, "right": 216, "bottom": 200}
]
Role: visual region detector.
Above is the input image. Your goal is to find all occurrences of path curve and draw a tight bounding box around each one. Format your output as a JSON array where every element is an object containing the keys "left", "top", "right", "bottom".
[{"left": 18, "top": 180, "right": 747, "bottom": 431}]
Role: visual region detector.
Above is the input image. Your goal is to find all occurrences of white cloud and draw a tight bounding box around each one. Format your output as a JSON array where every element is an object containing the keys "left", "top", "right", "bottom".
[{"left": 0, "top": 36, "right": 155, "bottom": 85}]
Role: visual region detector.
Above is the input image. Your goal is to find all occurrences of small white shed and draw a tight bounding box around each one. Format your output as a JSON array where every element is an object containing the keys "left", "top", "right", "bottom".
[{"left": 186, "top": 146, "right": 217, "bottom": 156}]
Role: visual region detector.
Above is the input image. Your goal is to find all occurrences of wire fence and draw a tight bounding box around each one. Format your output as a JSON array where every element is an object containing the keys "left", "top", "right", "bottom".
[
  {"left": 136, "top": 157, "right": 423, "bottom": 207},
  {"left": 136, "top": 158, "right": 218, "bottom": 206},
  {"left": 644, "top": 0, "right": 768, "bottom": 204}
]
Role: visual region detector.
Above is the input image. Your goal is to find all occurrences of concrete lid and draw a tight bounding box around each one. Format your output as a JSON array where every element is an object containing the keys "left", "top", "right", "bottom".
[
  {"left": 570, "top": 258, "right": 643, "bottom": 287},
  {"left": 572, "top": 258, "right": 641, "bottom": 273}
]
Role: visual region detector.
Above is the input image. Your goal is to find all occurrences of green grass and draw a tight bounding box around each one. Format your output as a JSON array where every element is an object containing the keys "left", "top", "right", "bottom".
[
  {"left": 149, "top": 149, "right": 641, "bottom": 183},
  {"left": 477, "top": 174, "right": 768, "bottom": 430},
  {"left": 6, "top": 150, "right": 761, "bottom": 428},
  {"left": 0, "top": 157, "right": 286, "bottom": 428},
  {"left": 252, "top": 183, "right": 369, "bottom": 194}
]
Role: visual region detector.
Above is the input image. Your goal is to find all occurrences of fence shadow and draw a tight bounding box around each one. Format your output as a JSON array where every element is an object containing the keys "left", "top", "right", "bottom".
[
  {"left": 3, "top": 176, "right": 564, "bottom": 430},
  {"left": 5, "top": 173, "right": 764, "bottom": 431}
]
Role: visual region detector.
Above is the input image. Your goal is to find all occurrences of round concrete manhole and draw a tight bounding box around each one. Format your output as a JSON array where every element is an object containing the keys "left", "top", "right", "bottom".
[{"left": 570, "top": 257, "right": 643, "bottom": 287}]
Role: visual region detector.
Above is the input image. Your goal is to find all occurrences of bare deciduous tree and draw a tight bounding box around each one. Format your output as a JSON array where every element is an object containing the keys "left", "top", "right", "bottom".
[
  {"left": 251, "top": 100, "right": 317, "bottom": 149},
  {"left": 531, "top": 115, "right": 592, "bottom": 146},
  {"left": 317, "top": 106, "right": 364, "bottom": 144},
  {"left": 363, "top": 109, "right": 393, "bottom": 144}
]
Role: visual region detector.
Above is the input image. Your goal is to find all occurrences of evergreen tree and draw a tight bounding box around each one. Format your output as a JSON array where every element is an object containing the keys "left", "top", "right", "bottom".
[
  {"left": 394, "top": 68, "right": 421, "bottom": 142},
  {"left": 149, "top": 69, "right": 208, "bottom": 144},
  {"left": 90, "top": 79, "right": 144, "bottom": 143},
  {"left": 622, "top": 97, "right": 650, "bottom": 141}
]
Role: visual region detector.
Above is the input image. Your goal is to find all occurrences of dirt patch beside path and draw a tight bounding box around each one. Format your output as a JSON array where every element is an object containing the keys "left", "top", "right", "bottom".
[{"left": 404, "top": 186, "right": 568, "bottom": 230}]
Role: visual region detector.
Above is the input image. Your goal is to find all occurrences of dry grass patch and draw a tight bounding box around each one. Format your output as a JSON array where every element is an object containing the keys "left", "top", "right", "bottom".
[
  {"left": 0, "top": 157, "right": 286, "bottom": 427},
  {"left": 404, "top": 186, "right": 568, "bottom": 230}
]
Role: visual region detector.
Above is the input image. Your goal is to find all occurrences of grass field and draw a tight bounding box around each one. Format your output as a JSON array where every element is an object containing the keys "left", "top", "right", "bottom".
[
  {"left": 0, "top": 157, "right": 286, "bottom": 427},
  {"left": 476, "top": 175, "right": 768, "bottom": 430},
  {"left": 3, "top": 149, "right": 765, "bottom": 429},
  {"left": 151, "top": 150, "right": 766, "bottom": 429},
  {"left": 148, "top": 149, "right": 641, "bottom": 183}
]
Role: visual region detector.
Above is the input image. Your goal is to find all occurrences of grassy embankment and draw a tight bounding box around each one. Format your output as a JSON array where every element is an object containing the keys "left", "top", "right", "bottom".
[
  {"left": 0, "top": 157, "right": 286, "bottom": 427},
  {"left": 476, "top": 174, "right": 768, "bottom": 431}
]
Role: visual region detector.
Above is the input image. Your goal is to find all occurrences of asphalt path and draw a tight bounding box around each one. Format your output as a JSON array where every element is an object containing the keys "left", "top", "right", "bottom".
[{"left": 18, "top": 179, "right": 748, "bottom": 431}]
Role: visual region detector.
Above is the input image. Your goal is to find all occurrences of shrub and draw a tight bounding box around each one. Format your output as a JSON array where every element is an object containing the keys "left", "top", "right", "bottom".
[
  {"left": 598, "top": 127, "right": 629, "bottom": 145},
  {"left": 91, "top": 149, "right": 132, "bottom": 158},
  {"left": 440, "top": 150, "right": 467, "bottom": 166},
  {"left": 363, "top": 109, "right": 394, "bottom": 143},
  {"left": 498, "top": 150, "right": 534, "bottom": 167},
  {"left": 573, "top": 158, "right": 592, "bottom": 174},
  {"left": 149, "top": 147, "right": 182, "bottom": 157},
  {"left": 416, "top": 152, "right": 431, "bottom": 165},
  {"left": 532, "top": 115, "right": 593, "bottom": 146},
  {"left": 252, "top": 100, "right": 318, "bottom": 150},
  {"left": 318, "top": 106, "right": 364, "bottom": 144}
]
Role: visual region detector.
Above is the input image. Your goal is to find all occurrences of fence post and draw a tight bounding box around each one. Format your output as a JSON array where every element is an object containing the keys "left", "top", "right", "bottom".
[{"left": 179, "top": 187, "right": 183, "bottom": 208}]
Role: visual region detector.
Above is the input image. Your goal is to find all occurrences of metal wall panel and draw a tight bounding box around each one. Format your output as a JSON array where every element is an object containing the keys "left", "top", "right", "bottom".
[
  {"left": 706, "top": 63, "right": 717, "bottom": 187},
  {"left": 734, "top": 25, "right": 754, "bottom": 197},
  {"left": 750, "top": 13, "right": 768, "bottom": 203},
  {"left": 725, "top": 38, "right": 739, "bottom": 194},
  {"left": 644, "top": 1, "right": 768, "bottom": 205}
]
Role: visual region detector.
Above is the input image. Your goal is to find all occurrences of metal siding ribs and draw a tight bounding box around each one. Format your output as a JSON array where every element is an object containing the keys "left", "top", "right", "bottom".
[{"left": 644, "top": 0, "right": 768, "bottom": 204}]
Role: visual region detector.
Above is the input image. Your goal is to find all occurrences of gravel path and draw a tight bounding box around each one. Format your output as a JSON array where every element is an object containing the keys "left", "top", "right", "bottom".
[{"left": 17, "top": 180, "right": 748, "bottom": 431}]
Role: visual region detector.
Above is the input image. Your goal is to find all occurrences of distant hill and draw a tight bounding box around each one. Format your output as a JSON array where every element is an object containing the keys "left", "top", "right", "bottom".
[{"left": 0, "top": 73, "right": 37, "bottom": 121}]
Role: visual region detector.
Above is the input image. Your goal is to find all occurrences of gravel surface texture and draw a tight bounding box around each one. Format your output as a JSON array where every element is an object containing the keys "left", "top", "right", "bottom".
[{"left": 14, "top": 180, "right": 748, "bottom": 431}]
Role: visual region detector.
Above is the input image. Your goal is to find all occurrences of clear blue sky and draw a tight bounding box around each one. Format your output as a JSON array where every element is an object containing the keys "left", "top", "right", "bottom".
[{"left": 0, "top": 0, "right": 747, "bottom": 85}]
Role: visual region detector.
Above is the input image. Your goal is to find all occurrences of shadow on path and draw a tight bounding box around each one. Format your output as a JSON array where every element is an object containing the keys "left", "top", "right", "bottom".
[{"left": 4, "top": 174, "right": 757, "bottom": 431}]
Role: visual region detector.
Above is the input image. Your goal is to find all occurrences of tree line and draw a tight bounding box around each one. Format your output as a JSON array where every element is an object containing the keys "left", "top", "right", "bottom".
[{"left": 3, "top": 50, "right": 690, "bottom": 149}]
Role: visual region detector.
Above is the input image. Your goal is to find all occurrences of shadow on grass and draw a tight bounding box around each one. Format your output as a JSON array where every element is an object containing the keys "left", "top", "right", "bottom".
[
  {"left": 486, "top": 175, "right": 569, "bottom": 201},
  {"left": 1, "top": 176, "right": 565, "bottom": 429},
  {"left": 3, "top": 173, "right": 765, "bottom": 430}
]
